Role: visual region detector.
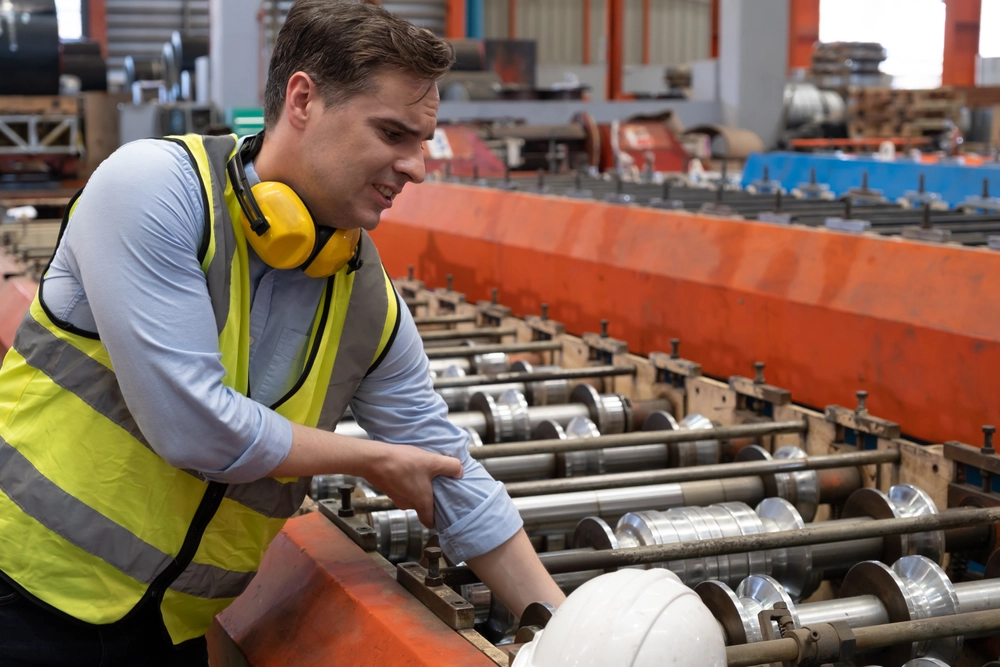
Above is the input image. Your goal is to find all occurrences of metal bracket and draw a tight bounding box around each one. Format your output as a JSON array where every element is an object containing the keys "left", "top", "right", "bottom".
[
  {"left": 524, "top": 304, "right": 565, "bottom": 341},
  {"left": 825, "top": 390, "right": 900, "bottom": 439},
  {"left": 649, "top": 348, "right": 702, "bottom": 380},
  {"left": 583, "top": 320, "right": 628, "bottom": 364},
  {"left": 317, "top": 498, "right": 378, "bottom": 552},
  {"left": 477, "top": 289, "right": 512, "bottom": 327},
  {"left": 729, "top": 362, "right": 791, "bottom": 406},
  {"left": 395, "top": 561, "right": 476, "bottom": 630},
  {"left": 395, "top": 266, "right": 424, "bottom": 300},
  {"left": 434, "top": 275, "right": 466, "bottom": 312}
]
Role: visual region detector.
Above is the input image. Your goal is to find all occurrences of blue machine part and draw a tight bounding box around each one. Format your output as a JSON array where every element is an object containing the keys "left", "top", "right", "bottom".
[
  {"left": 742, "top": 152, "right": 1000, "bottom": 209},
  {"left": 962, "top": 465, "right": 1000, "bottom": 494},
  {"left": 466, "top": 0, "right": 484, "bottom": 38}
]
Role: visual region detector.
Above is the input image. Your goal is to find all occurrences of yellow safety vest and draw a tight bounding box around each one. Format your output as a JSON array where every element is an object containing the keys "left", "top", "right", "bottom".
[{"left": 0, "top": 134, "right": 400, "bottom": 644}]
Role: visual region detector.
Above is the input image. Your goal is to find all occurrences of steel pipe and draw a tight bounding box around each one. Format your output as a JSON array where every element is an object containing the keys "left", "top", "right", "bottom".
[
  {"left": 501, "top": 448, "right": 894, "bottom": 497},
  {"left": 413, "top": 314, "right": 477, "bottom": 326},
  {"left": 471, "top": 420, "right": 809, "bottom": 459},
  {"left": 424, "top": 341, "right": 562, "bottom": 358},
  {"left": 444, "top": 506, "right": 1000, "bottom": 577},
  {"left": 432, "top": 365, "right": 634, "bottom": 389},
  {"left": 726, "top": 609, "right": 1000, "bottom": 667},
  {"left": 420, "top": 326, "right": 518, "bottom": 342}
]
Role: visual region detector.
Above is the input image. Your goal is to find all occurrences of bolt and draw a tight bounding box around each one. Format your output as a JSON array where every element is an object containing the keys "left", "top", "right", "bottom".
[
  {"left": 763, "top": 165, "right": 770, "bottom": 182},
  {"left": 861, "top": 171, "right": 869, "bottom": 191},
  {"left": 670, "top": 338, "right": 680, "bottom": 359},
  {"left": 845, "top": 198, "right": 853, "bottom": 220},
  {"left": 984, "top": 178, "right": 990, "bottom": 199},
  {"left": 775, "top": 189, "right": 783, "bottom": 213},
  {"left": 537, "top": 169, "right": 545, "bottom": 189},
  {"left": 407, "top": 265, "right": 414, "bottom": 280},
  {"left": 918, "top": 173, "right": 925, "bottom": 194},
  {"left": 491, "top": 287, "right": 498, "bottom": 305},
  {"left": 424, "top": 546, "right": 444, "bottom": 587},
  {"left": 540, "top": 303, "right": 549, "bottom": 320},
  {"left": 983, "top": 425, "right": 996, "bottom": 456},
  {"left": 922, "top": 203, "right": 931, "bottom": 229},
  {"left": 338, "top": 485, "right": 355, "bottom": 518},
  {"left": 856, "top": 390, "right": 868, "bottom": 414},
  {"left": 446, "top": 274, "right": 453, "bottom": 291},
  {"left": 472, "top": 164, "right": 479, "bottom": 181},
  {"left": 600, "top": 319, "right": 609, "bottom": 338},
  {"left": 810, "top": 167, "right": 817, "bottom": 185},
  {"left": 753, "top": 362, "right": 765, "bottom": 385}
]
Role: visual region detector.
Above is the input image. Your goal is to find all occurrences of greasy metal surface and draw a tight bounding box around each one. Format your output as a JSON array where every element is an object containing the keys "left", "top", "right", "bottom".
[
  {"left": 317, "top": 499, "right": 378, "bottom": 551},
  {"left": 729, "top": 375, "right": 792, "bottom": 405},
  {"left": 213, "top": 513, "right": 495, "bottom": 666},
  {"left": 396, "top": 561, "right": 476, "bottom": 630},
  {"left": 648, "top": 350, "right": 703, "bottom": 378},
  {"left": 944, "top": 440, "right": 1000, "bottom": 476},
  {"left": 825, "top": 404, "right": 902, "bottom": 439},
  {"left": 372, "top": 182, "right": 1000, "bottom": 448}
]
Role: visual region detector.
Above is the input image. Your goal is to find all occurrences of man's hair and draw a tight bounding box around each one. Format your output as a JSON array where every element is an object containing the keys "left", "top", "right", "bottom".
[{"left": 263, "top": 0, "right": 455, "bottom": 128}]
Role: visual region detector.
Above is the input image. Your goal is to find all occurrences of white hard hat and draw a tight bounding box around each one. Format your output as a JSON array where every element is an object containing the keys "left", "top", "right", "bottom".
[{"left": 512, "top": 568, "right": 726, "bottom": 667}]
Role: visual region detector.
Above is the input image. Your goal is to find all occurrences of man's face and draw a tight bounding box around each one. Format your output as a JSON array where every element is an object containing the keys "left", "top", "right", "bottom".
[{"left": 297, "top": 69, "right": 438, "bottom": 231}]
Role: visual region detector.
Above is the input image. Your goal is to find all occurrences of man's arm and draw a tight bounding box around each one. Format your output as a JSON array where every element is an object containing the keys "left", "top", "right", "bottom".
[{"left": 346, "top": 302, "right": 564, "bottom": 613}]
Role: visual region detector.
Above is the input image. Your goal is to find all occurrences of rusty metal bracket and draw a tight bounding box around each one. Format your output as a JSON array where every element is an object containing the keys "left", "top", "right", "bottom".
[
  {"left": 434, "top": 274, "right": 466, "bottom": 312},
  {"left": 729, "top": 362, "right": 791, "bottom": 407},
  {"left": 317, "top": 497, "right": 378, "bottom": 552},
  {"left": 396, "top": 561, "right": 476, "bottom": 630},
  {"left": 395, "top": 265, "right": 425, "bottom": 300},
  {"left": 477, "top": 288, "right": 512, "bottom": 326},
  {"left": 583, "top": 319, "right": 628, "bottom": 364},
  {"left": 525, "top": 304, "right": 565, "bottom": 341},
  {"left": 824, "top": 390, "right": 900, "bottom": 440},
  {"left": 649, "top": 339, "right": 702, "bottom": 388}
]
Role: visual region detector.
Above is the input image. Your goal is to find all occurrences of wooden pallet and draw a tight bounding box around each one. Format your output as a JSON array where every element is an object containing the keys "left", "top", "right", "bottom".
[{"left": 0, "top": 96, "right": 79, "bottom": 116}]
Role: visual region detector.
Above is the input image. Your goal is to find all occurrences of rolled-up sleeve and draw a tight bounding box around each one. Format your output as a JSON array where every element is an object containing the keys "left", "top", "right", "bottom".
[
  {"left": 349, "top": 303, "right": 523, "bottom": 563},
  {"left": 47, "top": 139, "right": 293, "bottom": 483}
]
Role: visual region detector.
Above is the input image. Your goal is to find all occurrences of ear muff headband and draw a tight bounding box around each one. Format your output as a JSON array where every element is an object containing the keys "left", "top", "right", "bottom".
[{"left": 226, "top": 132, "right": 362, "bottom": 277}]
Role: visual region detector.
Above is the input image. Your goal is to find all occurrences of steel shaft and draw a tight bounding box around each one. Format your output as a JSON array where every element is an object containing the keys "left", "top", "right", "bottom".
[
  {"left": 424, "top": 341, "right": 562, "bottom": 358},
  {"left": 432, "top": 365, "right": 634, "bottom": 389}
]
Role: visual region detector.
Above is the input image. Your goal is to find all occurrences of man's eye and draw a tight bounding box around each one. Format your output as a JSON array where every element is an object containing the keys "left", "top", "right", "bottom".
[{"left": 384, "top": 129, "right": 401, "bottom": 141}]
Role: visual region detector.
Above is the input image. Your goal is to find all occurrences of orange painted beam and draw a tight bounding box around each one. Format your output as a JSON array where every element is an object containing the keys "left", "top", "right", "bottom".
[
  {"left": 942, "top": 0, "right": 981, "bottom": 87},
  {"left": 374, "top": 183, "right": 1000, "bottom": 448},
  {"left": 87, "top": 0, "right": 108, "bottom": 59},
  {"left": 788, "top": 0, "right": 819, "bottom": 72},
  {"left": 606, "top": 0, "right": 624, "bottom": 100},
  {"left": 446, "top": 0, "right": 466, "bottom": 38},
  {"left": 213, "top": 512, "right": 495, "bottom": 666},
  {"left": 710, "top": 0, "right": 719, "bottom": 58},
  {"left": 642, "top": 0, "right": 651, "bottom": 65}
]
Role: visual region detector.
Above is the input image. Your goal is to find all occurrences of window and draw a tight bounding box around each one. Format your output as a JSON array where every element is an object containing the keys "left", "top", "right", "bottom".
[
  {"left": 55, "top": 0, "right": 82, "bottom": 40},
  {"left": 819, "top": 0, "right": 946, "bottom": 89}
]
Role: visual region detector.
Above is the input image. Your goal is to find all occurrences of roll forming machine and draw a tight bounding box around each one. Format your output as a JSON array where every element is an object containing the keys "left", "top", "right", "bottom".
[{"left": 211, "top": 278, "right": 1000, "bottom": 667}]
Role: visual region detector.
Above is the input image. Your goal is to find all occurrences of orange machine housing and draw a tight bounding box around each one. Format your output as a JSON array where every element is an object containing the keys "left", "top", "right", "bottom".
[{"left": 372, "top": 182, "right": 999, "bottom": 449}]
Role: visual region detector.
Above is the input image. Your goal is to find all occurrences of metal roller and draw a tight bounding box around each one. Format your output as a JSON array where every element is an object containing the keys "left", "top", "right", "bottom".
[
  {"left": 699, "top": 554, "right": 983, "bottom": 664},
  {"left": 123, "top": 55, "right": 165, "bottom": 87},
  {"left": 434, "top": 360, "right": 569, "bottom": 411}
]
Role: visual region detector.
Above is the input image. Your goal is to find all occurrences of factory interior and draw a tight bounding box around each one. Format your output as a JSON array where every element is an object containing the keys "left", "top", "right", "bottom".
[{"left": 2, "top": 0, "right": 1000, "bottom": 665}]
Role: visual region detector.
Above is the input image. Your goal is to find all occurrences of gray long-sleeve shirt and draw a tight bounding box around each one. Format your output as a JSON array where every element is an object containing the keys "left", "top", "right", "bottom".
[{"left": 38, "top": 138, "right": 521, "bottom": 563}]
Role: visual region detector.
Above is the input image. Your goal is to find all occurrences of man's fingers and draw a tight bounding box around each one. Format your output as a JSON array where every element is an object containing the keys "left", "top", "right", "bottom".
[{"left": 432, "top": 454, "right": 464, "bottom": 479}]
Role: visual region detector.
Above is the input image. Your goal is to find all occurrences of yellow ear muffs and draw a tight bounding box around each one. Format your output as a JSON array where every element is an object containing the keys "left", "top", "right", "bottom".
[
  {"left": 239, "top": 181, "right": 316, "bottom": 270},
  {"left": 303, "top": 227, "right": 362, "bottom": 278}
]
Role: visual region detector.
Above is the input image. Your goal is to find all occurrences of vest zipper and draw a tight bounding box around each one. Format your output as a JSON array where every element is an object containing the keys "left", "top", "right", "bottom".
[{"left": 146, "top": 481, "right": 228, "bottom": 601}]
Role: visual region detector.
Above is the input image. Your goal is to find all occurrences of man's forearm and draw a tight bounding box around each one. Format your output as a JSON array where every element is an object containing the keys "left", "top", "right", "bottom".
[{"left": 466, "top": 529, "right": 565, "bottom": 618}]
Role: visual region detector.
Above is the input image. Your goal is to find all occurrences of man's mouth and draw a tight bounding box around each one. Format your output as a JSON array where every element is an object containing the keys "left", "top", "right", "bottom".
[{"left": 373, "top": 184, "right": 395, "bottom": 205}]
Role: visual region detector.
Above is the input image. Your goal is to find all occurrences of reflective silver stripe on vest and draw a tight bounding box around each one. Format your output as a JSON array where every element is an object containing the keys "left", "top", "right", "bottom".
[
  {"left": 0, "top": 434, "right": 252, "bottom": 599},
  {"left": 199, "top": 135, "right": 238, "bottom": 335},
  {"left": 14, "top": 312, "right": 150, "bottom": 448},
  {"left": 316, "top": 232, "right": 392, "bottom": 431},
  {"left": 13, "top": 310, "right": 300, "bottom": 520}
]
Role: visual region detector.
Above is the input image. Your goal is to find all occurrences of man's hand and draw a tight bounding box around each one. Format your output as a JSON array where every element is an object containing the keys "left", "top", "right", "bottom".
[
  {"left": 362, "top": 442, "right": 463, "bottom": 527},
  {"left": 270, "top": 422, "right": 463, "bottom": 527}
]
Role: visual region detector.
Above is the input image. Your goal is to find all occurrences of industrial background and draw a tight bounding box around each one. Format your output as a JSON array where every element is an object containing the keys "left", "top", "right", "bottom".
[{"left": 3, "top": 0, "right": 1000, "bottom": 666}]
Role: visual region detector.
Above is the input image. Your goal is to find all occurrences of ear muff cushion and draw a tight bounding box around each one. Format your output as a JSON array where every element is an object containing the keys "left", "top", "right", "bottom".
[
  {"left": 240, "top": 181, "right": 316, "bottom": 269},
  {"left": 303, "top": 227, "right": 361, "bottom": 278}
]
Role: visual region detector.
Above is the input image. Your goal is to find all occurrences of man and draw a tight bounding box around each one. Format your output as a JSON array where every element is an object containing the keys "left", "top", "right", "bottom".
[{"left": 0, "top": 2, "right": 564, "bottom": 665}]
